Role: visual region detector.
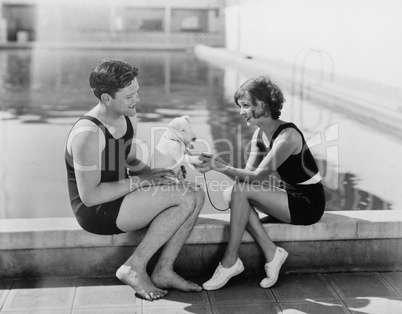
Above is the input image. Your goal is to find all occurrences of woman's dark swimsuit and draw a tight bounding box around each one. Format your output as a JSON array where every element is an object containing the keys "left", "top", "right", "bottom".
[
  {"left": 257, "top": 123, "right": 325, "bottom": 225},
  {"left": 65, "top": 116, "right": 134, "bottom": 235}
]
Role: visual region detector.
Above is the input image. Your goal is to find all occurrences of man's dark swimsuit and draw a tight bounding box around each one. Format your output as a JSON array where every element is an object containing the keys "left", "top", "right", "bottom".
[{"left": 65, "top": 116, "right": 134, "bottom": 235}]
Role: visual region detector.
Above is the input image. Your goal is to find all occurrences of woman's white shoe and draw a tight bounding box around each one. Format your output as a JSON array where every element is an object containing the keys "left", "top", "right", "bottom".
[
  {"left": 202, "top": 258, "right": 244, "bottom": 290},
  {"left": 260, "top": 247, "right": 288, "bottom": 289}
]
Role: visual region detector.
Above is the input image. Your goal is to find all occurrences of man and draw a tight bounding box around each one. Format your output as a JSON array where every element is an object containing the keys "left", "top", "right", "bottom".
[{"left": 65, "top": 59, "right": 205, "bottom": 301}]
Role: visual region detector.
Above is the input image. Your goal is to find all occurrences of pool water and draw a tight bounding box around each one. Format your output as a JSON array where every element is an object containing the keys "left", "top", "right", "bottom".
[{"left": 0, "top": 49, "right": 400, "bottom": 219}]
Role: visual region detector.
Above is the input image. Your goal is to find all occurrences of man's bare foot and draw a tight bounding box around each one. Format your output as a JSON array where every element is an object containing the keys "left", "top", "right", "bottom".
[
  {"left": 116, "top": 265, "right": 168, "bottom": 301},
  {"left": 151, "top": 268, "right": 202, "bottom": 292}
]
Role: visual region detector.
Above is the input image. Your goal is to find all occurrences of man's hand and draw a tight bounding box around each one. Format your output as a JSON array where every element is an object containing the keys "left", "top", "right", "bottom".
[
  {"left": 126, "top": 158, "right": 152, "bottom": 176},
  {"left": 129, "top": 168, "right": 178, "bottom": 191}
]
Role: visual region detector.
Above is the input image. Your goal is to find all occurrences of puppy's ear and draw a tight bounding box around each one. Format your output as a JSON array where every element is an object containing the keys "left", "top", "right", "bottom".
[
  {"left": 182, "top": 115, "right": 191, "bottom": 122},
  {"left": 168, "top": 118, "right": 179, "bottom": 129}
]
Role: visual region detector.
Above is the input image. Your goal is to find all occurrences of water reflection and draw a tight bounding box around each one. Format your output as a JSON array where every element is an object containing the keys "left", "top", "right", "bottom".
[
  {"left": 0, "top": 49, "right": 398, "bottom": 218},
  {"left": 326, "top": 172, "right": 392, "bottom": 211}
]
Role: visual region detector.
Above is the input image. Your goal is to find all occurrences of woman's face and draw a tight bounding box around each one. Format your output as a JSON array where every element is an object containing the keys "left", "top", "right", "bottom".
[{"left": 237, "top": 91, "right": 263, "bottom": 126}]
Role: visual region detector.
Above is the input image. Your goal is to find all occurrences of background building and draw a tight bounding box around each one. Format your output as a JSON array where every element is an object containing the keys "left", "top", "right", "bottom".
[{"left": 0, "top": 0, "right": 225, "bottom": 47}]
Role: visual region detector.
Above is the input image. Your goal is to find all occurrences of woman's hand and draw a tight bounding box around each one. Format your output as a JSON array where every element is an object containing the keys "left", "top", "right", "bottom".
[{"left": 194, "top": 153, "right": 229, "bottom": 173}]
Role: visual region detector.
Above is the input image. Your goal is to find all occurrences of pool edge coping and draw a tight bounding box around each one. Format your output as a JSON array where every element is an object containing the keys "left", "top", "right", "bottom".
[{"left": 1, "top": 210, "right": 401, "bottom": 250}]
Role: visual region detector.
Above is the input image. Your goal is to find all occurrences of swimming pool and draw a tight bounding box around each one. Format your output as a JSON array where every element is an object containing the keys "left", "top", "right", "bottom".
[{"left": 0, "top": 49, "right": 400, "bottom": 219}]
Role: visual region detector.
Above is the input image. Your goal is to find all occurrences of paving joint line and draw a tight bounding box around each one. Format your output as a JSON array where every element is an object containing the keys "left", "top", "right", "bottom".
[
  {"left": 317, "top": 273, "right": 343, "bottom": 301},
  {"left": 376, "top": 272, "right": 402, "bottom": 299},
  {"left": 321, "top": 273, "right": 353, "bottom": 314}
]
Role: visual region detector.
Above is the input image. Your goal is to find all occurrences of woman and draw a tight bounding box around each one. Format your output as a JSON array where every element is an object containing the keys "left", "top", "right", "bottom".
[{"left": 197, "top": 76, "right": 325, "bottom": 290}]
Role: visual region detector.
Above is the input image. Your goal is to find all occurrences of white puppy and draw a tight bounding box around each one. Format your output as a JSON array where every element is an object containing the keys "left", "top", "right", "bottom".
[{"left": 153, "top": 115, "right": 198, "bottom": 180}]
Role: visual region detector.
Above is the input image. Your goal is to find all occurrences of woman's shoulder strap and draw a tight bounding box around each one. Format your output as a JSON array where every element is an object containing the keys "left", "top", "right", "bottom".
[
  {"left": 256, "top": 128, "right": 268, "bottom": 152},
  {"left": 270, "top": 123, "right": 303, "bottom": 148}
]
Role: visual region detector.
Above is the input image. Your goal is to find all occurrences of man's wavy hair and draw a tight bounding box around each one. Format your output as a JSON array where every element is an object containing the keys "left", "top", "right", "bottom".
[
  {"left": 234, "top": 76, "right": 285, "bottom": 120},
  {"left": 89, "top": 59, "right": 139, "bottom": 100}
]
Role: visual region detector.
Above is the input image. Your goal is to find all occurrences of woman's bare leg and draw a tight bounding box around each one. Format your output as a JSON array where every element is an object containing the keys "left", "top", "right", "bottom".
[
  {"left": 245, "top": 207, "right": 277, "bottom": 262},
  {"left": 221, "top": 183, "right": 290, "bottom": 268}
]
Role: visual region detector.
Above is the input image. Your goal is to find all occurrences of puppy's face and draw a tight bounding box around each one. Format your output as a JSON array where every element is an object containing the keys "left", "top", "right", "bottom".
[{"left": 168, "top": 115, "right": 196, "bottom": 148}]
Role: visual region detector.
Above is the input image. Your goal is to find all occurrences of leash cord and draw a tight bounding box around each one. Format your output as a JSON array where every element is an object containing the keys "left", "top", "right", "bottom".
[
  {"left": 202, "top": 172, "right": 230, "bottom": 212},
  {"left": 185, "top": 148, "right": 229, "bottom": 212}
]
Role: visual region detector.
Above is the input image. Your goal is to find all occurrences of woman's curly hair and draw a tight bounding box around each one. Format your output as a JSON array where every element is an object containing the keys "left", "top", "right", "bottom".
[
  {"left": 89, "top": 59, "right": 139, "bottom": 100},
  {"left": 234, "top": 76, "right": 285, "bottom": 120}
]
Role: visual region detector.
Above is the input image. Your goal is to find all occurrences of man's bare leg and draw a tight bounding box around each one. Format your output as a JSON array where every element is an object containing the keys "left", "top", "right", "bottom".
[
  {"left": 151, "top": 183, "right": 205, "bottom": 292},
  {"left": 115, "top": 185, "right": 199, "bottom": 301}
]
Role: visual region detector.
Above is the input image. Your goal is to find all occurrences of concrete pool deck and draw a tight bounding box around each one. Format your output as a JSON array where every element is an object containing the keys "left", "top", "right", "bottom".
[
  {"left": 1, "top": 210, "right": 402, "bottom": 313},
  {"left": 1, "top": 271, "right": 401, "bottom": 313},
  {"left": 1, "top": 210, "right": 401, "bottom": 279}
]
